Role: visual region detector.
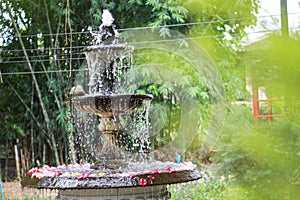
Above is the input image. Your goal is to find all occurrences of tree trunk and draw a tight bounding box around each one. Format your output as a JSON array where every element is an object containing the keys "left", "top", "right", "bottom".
[
  {"left": 59, "top": 139, "right": 64, "bottom": 164},
  {"left": 20, "top": 149, "right": 26, "bottom": 177},
  {"left": 31, "top": 80, "right": 35, "bottom": 166},
  {"left": 43, "top": 143, "right": 46, "bottom": 165},
  {"left": 4, "top": 139, "right": 8, "bottom": 182},
  {"left": 14, "top": 144, "right": 20, "bottom": 180},
  {"left": 66, "top": 0, "right": 73, "bottom": 79},
  {"left": 0, "top": 160, "right": 2, "bottom": 180}
]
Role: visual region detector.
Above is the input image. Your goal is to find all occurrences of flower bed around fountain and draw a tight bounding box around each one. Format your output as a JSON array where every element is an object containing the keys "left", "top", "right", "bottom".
[{"left": 22, "top": 161, "right": 201, "bottom": 189}]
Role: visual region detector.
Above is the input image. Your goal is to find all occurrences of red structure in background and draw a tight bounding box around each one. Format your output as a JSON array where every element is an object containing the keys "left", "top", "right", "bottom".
[
  {"left": 252, "top": 88, "right": 299, "bottom": 122},
  {"left": 252, "top": 87, "right": 283, "bottom": 122}
]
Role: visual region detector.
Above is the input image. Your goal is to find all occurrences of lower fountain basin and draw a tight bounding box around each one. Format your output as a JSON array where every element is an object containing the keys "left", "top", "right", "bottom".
[
  {"left": 22, "top": 161, "right": 201, "bottom": 190},
  {"left": 73, "top": 94, "right": 153, "bottom": 117}
]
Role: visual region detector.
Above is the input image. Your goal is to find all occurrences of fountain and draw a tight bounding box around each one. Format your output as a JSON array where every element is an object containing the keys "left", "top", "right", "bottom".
[{"left": 22, "top": 10, "right": 201, "bottom": 199}]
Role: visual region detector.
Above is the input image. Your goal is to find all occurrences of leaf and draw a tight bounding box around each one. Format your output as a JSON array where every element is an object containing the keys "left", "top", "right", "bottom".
[
  {"left": 13, "top": 124, "right": 25, "bottom": 136},
  {"left": 93, "top": 14, "right": 101, "bottom": 21},
  {"left": 159, "top": 27, "right": 171, "bottom": 38}
]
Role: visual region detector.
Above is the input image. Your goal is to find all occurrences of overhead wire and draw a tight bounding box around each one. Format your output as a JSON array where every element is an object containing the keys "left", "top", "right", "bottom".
[
  {"left": 0, "top": 34, "right": 287, "bottom": 76},
  {"left": 0, "top": 11, "right": 299, "bottom": 40},
  {"left": 1, "top": 26, "right": 299, "bottom": 71},
  {"left": 1, "top": 68, "right": 87, "bottom": 75},
  {"left": 1, "top": 11, "right": 300, "bottom": 75},
  {"left": 1, "top": 57, "right": 84, "bottom": 64},
  {"left": 1, "top": 27, "right": 299, "bottom": 64},
  {"left": 1, "top": 26, "right": 296, "bottom": 56},
  {"left": 0, "top": 43, "right": 234, "bottom": 67},
  {"left": 1, "top": 45, "right": 88, "bottom": 53}
]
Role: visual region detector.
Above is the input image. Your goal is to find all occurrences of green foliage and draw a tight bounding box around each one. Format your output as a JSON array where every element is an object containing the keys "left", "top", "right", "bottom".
[
  {"left": 182, "top": 0, "right": 258, "bottom": 102},
  {"left": 169, "top": 172, "right": 228, "bottom": 199},
  {"left": 127, "top": 45, "right": 213, "bottom": 153},
  {"left": 214, "top": 105, "right": 300, "bottom": 199},
  {"left": 213, "top": 24, "right": 300, "bottom": 200},
  {"left": 214, "top": 35, "right": 300, "bottom": 197}
]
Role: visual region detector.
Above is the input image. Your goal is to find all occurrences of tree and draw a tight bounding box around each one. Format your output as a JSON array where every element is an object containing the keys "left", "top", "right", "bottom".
[{"left": 182, "top": 0, "right": 259, "bottom": 101}]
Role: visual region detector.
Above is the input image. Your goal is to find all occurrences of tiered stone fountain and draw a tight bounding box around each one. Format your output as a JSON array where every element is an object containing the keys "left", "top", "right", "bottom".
[{"left": 22, "top": 10, "right": 201, "bottom": 200}]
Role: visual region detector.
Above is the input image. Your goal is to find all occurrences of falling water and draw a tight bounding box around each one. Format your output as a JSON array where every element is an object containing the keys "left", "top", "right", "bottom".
[
  {"left": 85, "top": 45, "right": 132, "bottom": 95},
  {"left": 68, "top": 100, "right": 101, "bottom": 164},
  {"left": 117, "top": 99, "right": 152, "bottom": 162}
]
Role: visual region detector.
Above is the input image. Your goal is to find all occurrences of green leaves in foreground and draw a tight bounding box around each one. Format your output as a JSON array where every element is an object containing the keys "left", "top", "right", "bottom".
[
  {"left": 213, "top": 34, "right": 300, "bottom": 200},
  {"left": 218, "top": 116, "right": 300, "bottom": 199}
]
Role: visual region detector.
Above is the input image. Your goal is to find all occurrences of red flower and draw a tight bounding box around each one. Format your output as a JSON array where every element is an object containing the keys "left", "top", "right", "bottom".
[
  {"left": 152, "top": 169, "right": 160, "bottom": 174},
  {"left": 147, "top": 175, "right": 155, "bottom": 183},
  {"left": 76, "top": 173, "right": 90, "bottom": 180},
  {"left": 54, "top": 172, "right": 62, "bottom": 177},
  {"left": 131, "top": 175, "right": 137, "bottom": 180},
  {"left": 27, "top": 170, "right": 33, "bottom": 175},
  {"left": 27, "top": 168, "right": 40, "bottom": 175},
  {"left": 165, "top": 168, "right": 176, "bottom": 173},
  {"left": 140, "top": 178, "right": 147, "bottom": 186}
]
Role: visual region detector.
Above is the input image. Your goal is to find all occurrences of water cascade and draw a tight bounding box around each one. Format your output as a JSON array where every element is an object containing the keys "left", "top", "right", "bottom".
[{"left": 22, "top": 10, "right": 201, "bottom": 199}]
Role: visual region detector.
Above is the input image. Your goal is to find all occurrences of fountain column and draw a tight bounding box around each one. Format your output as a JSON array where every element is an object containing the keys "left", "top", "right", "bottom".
[{"left": 95, "top": 114, "right": 126, "bottom": 169}]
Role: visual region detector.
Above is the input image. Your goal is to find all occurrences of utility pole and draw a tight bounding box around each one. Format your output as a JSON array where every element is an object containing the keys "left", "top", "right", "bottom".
[{"left": 280, "top": 0, "right": 289, "bottom": 37}]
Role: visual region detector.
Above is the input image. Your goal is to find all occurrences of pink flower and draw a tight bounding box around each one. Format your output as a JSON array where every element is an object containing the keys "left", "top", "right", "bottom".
[
  {"left": 43, "top": 165, "right": 50, "bottom": 170},
  {"left": 42, "top": 170, "right": 53, "bottom": 176},
  {"left": 140, "top": 178, "right": 147, "bottom": 186},
  {"left": 76, "top": 173, "right": 90, "bottom": 180},
  {"left": 56, "top": 164, "right": 67, "bottom": 170}
]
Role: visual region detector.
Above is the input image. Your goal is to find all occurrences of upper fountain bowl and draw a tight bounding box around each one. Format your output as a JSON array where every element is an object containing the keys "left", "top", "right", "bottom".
[{"left": 73, "top": 94, "right": 153, "bottom": 117}]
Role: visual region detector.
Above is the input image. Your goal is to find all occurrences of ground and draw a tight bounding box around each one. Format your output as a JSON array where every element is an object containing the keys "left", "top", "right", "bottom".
[{"left": 2, "top": 181, "right": 57, "bottom": 199}]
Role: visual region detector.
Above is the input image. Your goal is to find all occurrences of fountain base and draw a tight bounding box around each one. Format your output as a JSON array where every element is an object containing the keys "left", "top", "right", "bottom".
[{"left": 56, "top": 185, "right": 170, "bottom": 200}]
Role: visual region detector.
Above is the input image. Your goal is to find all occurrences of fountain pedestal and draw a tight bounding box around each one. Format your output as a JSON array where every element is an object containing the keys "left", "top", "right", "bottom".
[
  {"left": 95, "top": 116, "right": 125, "bottom": 169},
  {"left": 73, "top": 94, "right": 153, "bottom": 169}
]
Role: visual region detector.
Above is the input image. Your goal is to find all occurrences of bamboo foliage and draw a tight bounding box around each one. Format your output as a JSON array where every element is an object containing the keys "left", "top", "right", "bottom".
[{"left": 4, "top": 0, "right": 60, "bottom": 166}]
